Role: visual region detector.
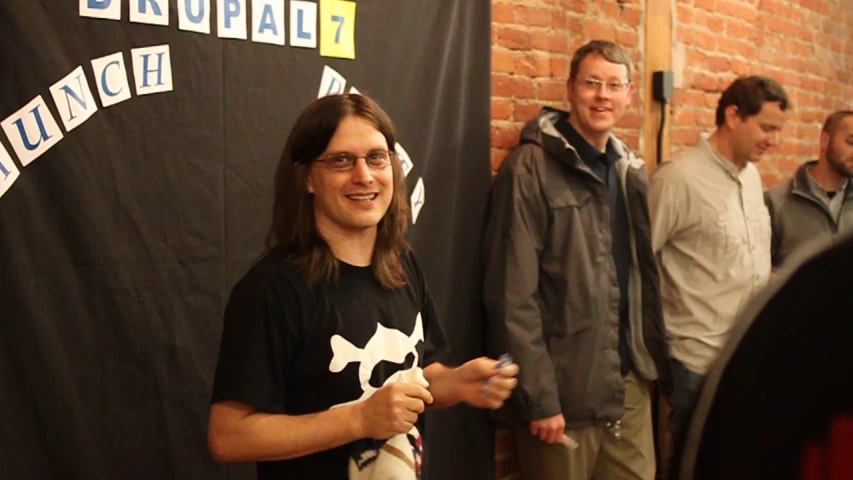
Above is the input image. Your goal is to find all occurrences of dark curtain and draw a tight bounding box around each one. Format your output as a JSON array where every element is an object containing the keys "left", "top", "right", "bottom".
[{"left": 0, "top": 1, "right": 493, "bottom": 478}]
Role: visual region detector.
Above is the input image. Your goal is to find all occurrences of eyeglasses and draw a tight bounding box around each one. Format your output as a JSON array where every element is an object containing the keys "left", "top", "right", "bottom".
[
  {"left": 577, "top": 77, "right": 631, "bottom": 93},
  {"left": 314, "top": 149, "right": 395, "bottom": 172}
]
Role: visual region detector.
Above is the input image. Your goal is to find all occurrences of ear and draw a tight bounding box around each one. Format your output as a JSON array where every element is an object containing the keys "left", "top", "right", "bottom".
[
  {"left": 724, "top": 105, "right": 741, "bottom": 128},
  {"left": 566, "top": 78, "right": 575, "bottom": 104},
  {"left": 625, "top": 81, "right": 636, "bottom": 101},
  {"left": 819, "top": 130, "right": 831, "bottom": 152},
  {"left": 305, "top": 173, "right": 314, "bottom": 194}
]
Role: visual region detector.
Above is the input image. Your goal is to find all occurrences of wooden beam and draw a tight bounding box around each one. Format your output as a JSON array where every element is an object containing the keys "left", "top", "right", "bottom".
[{"left": 642, "top": 0, "right": 673, "bottom": 173}]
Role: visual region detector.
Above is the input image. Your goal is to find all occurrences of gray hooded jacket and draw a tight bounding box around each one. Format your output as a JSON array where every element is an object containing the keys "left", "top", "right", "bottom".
[{"left": 484, "top": 108, "right": 670, "bottom": 428}]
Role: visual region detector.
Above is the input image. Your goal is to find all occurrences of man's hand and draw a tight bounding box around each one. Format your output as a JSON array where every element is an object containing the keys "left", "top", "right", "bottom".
[
  {"left": 530, "top": 414, "right": 565, "bottom": 444},
  {"left": 453, "top": 357, "right": 519, "bottom": 409},
  {"left": 356, "top": 383, "right": 433, "bottom": 440}
]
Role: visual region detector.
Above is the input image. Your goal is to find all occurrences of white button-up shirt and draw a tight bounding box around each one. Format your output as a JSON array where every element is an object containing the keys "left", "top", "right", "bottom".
[{"left": 649, "top": 137, "right": 771, "bottom": 374}]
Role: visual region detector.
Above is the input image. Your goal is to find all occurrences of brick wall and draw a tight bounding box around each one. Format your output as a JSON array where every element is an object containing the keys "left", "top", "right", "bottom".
[
  {"left": 491, "top": 0, "right": 645, "bottom": 174},
  {"left": 672, "top": 0, "right": 853, "bottom": 186},
  {"left": 490, "top": 1, "right": 853, "bottom": 479}
]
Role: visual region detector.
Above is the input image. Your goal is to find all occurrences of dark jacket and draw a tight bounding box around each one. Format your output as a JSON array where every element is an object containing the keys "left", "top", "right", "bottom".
[
  {"left": 483, "top": 108, "right": 670, "bottom": 428},
  {"left": 764, "top": 160, "right": 853, "bottom": 268}
]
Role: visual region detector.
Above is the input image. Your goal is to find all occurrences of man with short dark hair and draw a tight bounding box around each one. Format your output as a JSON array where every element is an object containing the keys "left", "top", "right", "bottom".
[
  {"left": 649, "top": 75, "right": 790, "bottom": 459},
  {"left": 484, "top": 40, "right": 670, "bottom": 480},
  {"left": 207, "top": 93, "right": 519, "bottom": 480},
  {"left": 765, "top": 110, "right": 853, "bottom": 269}
]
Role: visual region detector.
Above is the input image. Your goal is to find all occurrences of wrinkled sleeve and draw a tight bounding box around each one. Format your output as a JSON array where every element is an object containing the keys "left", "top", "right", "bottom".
[
  {"left": 482, "top": 149, "right": 560, "bottom": 421},
  {"left": 648, "top": 165, "right": 681, "bottom": 255}
]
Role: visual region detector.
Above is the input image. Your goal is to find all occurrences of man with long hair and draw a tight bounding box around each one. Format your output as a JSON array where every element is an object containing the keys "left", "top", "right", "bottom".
[
  {"left": 207, "top": 94, "right": 518, "bottom": 479},
  {"left": 765, "top": 110, "right": 853, "bottom": 269}
]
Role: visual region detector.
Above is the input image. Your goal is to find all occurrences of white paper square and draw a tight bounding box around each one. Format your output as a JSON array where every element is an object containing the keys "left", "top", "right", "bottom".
[
  {"left": 179, "top": 0, "right": 211, "bottom": 34},
  {"left": 79, "top": 0, "right": 121, "bottom": 20},
  {"left": 252, "top": 0, "right": 285, "bottom": 46},
  {"left": 317, "top": 65, "right": 346, "bottom": 98},
  {"left": 218, "top": 0, "right": 248, "bottom": 39},
  {"left": 290, "top": 1, "right": 317, "bottom": 48},
  {"left": 131, "top": 45, "right": 174, "bottom": 96},
  {"left": 395, "top": 142, "right": 413, "bottom": 178},
  {"left": 91, "top": 52, "right": 132, "bottom": 107},
  {"left": 411, "top": 177, "right": 425, "bottom": 225},
  {"left": 1, "top": 96, "right": 64, "bottom": 166},
  {"left": 130, "top": 0, "right": 169, "bottom": 26},
  {"left": 0, "top": 142, "right": 21, "bottom": 200},
  {"left": 49, "top": 66, "right": 98, "bottom": 132}
]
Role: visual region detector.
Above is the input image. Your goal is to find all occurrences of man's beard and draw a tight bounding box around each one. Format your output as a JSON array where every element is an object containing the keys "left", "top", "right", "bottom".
[{"left": 827, "top": 147, "right": 853, "bottom": 178}]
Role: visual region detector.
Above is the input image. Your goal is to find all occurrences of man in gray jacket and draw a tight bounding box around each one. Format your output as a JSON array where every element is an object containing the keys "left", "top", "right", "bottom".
[
  {"left": 483, "top": 40, "right": 669, "bottom": 480},
  {"left": 765, "top": 110, "right": 853, "bottom": 269}
]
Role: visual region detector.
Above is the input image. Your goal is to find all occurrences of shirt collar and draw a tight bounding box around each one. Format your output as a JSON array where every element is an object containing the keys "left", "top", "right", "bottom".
[
  {"left": 806, "top": 163, "right": 849, "bottom": 200},
  {"left": 558, "top": 117, "right": 620, "bottom": 166},
  {"left": 700, "top": 135, "right": 742, "bottom": 179}
]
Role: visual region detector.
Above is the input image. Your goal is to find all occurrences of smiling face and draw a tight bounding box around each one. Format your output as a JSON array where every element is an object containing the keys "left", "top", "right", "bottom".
[
  {"left": 727, "top": 101, "right": 787, "bottom": 165},
  {"left": 306, "top": 115, "right": 394, "bottom": 239},
  {"left": 566, "top": 53, "right": 634, "bottom": 149}
]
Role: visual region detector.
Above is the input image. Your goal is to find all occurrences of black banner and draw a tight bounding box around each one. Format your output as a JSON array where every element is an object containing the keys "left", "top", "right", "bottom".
[{"left": 0, "top": 1, "right": 492, "bottom": 478}]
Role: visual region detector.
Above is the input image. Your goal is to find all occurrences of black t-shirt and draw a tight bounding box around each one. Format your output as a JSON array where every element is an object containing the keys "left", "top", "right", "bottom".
[{"left": 211, "top": 248, "right": 450, "bottom": 479}]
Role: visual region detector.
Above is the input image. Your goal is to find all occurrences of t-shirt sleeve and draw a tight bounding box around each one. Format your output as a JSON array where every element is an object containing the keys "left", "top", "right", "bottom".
[
  {"left": 407, "top": 251, "right": 451, "bottom": 366},
  {"left": 210, "top": 266, "right": 298, "bottom": 413}
]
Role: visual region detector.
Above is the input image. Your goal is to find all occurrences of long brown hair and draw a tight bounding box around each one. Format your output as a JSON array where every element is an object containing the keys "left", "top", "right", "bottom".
[{"left": 265, "top": 94, "right": 410, "bottom": 288}]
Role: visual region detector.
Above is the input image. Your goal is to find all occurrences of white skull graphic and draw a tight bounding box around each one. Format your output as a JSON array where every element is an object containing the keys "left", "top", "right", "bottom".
[{"left": 328, "top": 313, "right": 424, "bottom": 407}]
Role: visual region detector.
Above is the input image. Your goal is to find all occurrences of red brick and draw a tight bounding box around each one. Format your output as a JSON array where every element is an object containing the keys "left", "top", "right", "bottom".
[
  {"left": 492, "top": 49, "right": 515, "bottom": 74},
  {"left": 492, "top": 75, "right": 536, "bottom": 99},
  {"left": 492, "top": 98, "right": 512, "bottom": 121},
  {"left": 677, "top": 3, "right": 693, "bottom": 23},
  {"left": 726, "top": 18, "right": 755, "bottom": 40},
  {"left": 492, "top": 2, "right": 515, "bottom": 23},
  {"left": 693, "top": 29, "right": 717, "bottom": 50},
  {"left": 514, "top": 52, "right": 552, "bottom": 77},
  {"left": 707, "top": 14, "right": 725, "bottom": 33},
  {"left": 694, "top": 73, "right": 721, "bottom": 92},
  {"left": 494, "top": 25, "right": 533, "bottom": 50},
  {"left": 707, "top": 55, "right": 731, "bottom": 72},
  {"left": 532, "top": 31, "right": 568, "bottom": 53},
  {"left": 674, "top": 107, "right": 696, "bottom": 125},
  {"left": 717, "top": 37, "right": 740, "bottom": 55},
  {"left": 616, "top": 28, "right": 639, "bottom": 47},
  {"left": 491, "top": 125, "right": 521, "bottom": 149},
  {"left": 673, "top": 127, "right": 701, "bottom": 147},
  {"left": 539, "top": 80, "right": 567, "bottom": 101},
  {"left": 620, "top": 6, "right": 642, "bottom": 26},
  {"left": 695, "top": 0, "right": 717, "bottom": 11},
  {"left": 551, "top": 10, "right": 567, "bottom": 30},
  {"left": 620, "top": 111, "right": 642, "bottom": 129},
  {"left": 730, "top": 58, "right": 750, "bottom": 76},
  {"left": 516, "top": 5, "right": 553, "bottom": 27},
  {"left": 583, "top": 18, "right": 616, "bottom": 40},
  {"left": 673, "top": 88, "right": 706, "bottom": 106},
  {"left": 550, "top": 57, "right": 569, "bottom": 78},
  {"left": 514, "top": 102, "right": 542, "bottom": 122}
]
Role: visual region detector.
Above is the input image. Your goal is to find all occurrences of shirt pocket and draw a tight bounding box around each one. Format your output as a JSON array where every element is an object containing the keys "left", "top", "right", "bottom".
[
  {"left": 702, "top": 207, "right": 745, "bottom": 254},
  {"left": 541, "top": 187, "right": 597, "bottom": 336}
]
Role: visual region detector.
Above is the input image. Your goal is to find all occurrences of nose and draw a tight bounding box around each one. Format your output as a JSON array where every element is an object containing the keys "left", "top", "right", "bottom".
[
  {"left": 767, "top": 130, "right": 780, "bottom": 147},
  {"left": 349, "top": 158, "right": 375, "bottom": 184}
]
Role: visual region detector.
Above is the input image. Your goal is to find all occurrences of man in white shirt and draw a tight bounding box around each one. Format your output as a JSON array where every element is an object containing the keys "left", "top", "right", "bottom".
[{"left": 648, "top": 76, "right": 790, "bottom": 463}]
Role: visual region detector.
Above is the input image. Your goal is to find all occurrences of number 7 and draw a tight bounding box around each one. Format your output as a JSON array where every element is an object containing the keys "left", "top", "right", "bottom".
[{"left": 332, "top": 15, "right": 344, "bottom": 43}]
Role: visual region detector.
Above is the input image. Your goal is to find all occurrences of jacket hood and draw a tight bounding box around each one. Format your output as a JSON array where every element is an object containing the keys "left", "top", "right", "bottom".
[{"left": 520, "top": 107, "right": 644, "bottom": 170}]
